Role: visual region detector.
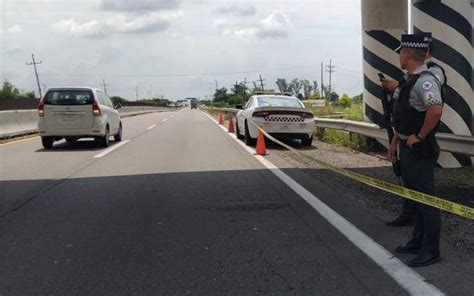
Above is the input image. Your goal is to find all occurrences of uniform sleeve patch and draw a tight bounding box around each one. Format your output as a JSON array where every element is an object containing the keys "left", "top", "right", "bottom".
[
  {"left": 422, "top": 81, "right": 433, "bottom": 90},
  {"left": 425, "top": 91, "right": 435, "bottom": 100}
]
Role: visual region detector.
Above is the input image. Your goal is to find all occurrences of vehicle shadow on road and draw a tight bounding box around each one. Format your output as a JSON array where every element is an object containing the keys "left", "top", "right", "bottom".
[{"left": 35, "top": 140, "right": 120, "bottom": 152}]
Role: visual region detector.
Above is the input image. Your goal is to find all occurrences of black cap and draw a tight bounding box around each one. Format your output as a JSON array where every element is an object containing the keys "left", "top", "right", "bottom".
[{"left": 395, "top": 33, "right": 431, "bottom": 53}]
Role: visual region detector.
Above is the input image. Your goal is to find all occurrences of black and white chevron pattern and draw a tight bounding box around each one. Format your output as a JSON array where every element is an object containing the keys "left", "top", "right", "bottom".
[
  {"left": 412, "top": 0, "right": 473, "bottom": 167},
  {"left": 362, "top": 29, "right": 405, "bottom": 147}
]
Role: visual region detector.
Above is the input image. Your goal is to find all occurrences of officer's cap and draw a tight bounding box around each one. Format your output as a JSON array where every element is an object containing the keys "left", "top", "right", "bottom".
[{"left": 395, "top": 33, "right": 431, "bottom": 53}]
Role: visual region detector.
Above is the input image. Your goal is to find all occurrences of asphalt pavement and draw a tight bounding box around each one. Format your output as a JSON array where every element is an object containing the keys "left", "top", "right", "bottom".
[{"left": 0, "top": 108, "right": 462, "bottom": 295}]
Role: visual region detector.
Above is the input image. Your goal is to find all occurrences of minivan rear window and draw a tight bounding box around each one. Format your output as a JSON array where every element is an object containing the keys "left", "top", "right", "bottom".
[{"left": 44, "top": 90, "right": 94, "bottom": 105}]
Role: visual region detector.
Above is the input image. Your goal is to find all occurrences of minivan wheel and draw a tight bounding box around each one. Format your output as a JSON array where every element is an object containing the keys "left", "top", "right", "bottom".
[
  {"left": 244, "top": 121, "right": 256, "bottom": 146},
  {"left": 41, "top": 137, "right": 54, "bottom": 149},
  {"left": 98, "top": 126, "right": 110, "bottom": 147},
  {"left": 114, "top": 123, "right": 122, "bottom": 142}
]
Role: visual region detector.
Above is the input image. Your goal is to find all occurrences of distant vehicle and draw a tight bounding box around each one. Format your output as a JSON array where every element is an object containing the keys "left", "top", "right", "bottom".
[
  {"left": 235, "top": 93, "right": 315, "bottom": 146},
  {"left": 37, "top": 87, "right": 122, "bottom": 149},
  {"left": 190, "top": 100, "right": 198, "bottom": 109}
]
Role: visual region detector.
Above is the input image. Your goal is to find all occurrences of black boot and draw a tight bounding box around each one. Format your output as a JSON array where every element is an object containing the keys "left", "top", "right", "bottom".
[{"left": 386, "top": 215, "right": 413, "bottom": 227}]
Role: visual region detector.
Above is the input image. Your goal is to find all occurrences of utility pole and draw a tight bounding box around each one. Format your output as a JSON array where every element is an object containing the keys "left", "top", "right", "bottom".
[
  {"left": 102, "top": 79, "right": 109, "bottom": 95},
  {"left": 135, "top": 85, "right": 138, "bottom": 101},
  {"left": 26, "top": 53, "right": 42, "bottom": 98},
  {"left": 215, "top": 80, "right": 218, "bottom": 91},
  {"left": 320, "top": 61, "right": 324, "bottom": 99},
  {"left": 325, "top": 59, "right": 335, "bottom": 99},
  {"left": 258, "top": 75, "right": 265, "bottom": 91},
  {"left": 209, "top": 83, "right": 213, "bottom": 101},
  {"left": 243, "top": 77, "right": 250, "bottom": 100}
]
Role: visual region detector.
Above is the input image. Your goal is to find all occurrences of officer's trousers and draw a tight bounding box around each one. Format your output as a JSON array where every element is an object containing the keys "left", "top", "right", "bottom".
[{"left": 399, "top": 144, "right": 441, "bottom": 254}]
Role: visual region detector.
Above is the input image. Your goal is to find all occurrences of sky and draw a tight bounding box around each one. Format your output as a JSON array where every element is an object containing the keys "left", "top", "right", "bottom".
[{"left": 0, "top": 0, "right": 363, "bottom": 101}]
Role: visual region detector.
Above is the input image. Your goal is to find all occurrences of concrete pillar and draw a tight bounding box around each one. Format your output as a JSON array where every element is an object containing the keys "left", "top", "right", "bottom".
[
  {"left": 412, "top": 0, "right": 473, "bottom": 167},
  {"left": 361, "top": 0, "right": 407, "bottom": 145}
]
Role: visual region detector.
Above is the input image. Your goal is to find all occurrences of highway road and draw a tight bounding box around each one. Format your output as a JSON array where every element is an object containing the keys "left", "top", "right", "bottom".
[{"left": 0, "top": 108, "right": 470, "bottom": 295}]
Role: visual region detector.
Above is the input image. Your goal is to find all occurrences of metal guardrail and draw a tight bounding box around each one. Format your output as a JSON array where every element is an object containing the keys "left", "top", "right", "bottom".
[{"left": 203, "top": 106, "right": 474, "bottom": 156}]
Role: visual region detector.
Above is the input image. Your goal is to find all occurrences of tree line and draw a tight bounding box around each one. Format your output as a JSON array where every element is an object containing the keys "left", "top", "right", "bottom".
[{"left": 208, "top": 78, "right": 363, "bottom": 107}]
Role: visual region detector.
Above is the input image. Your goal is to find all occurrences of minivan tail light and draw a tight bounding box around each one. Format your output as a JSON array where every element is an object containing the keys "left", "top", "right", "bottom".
[
  {"left": 92, "top": 100, "right": 101, "bottom": 116},
  {"left": 38, "top": 100, "right": 45, "bottom": 117}
]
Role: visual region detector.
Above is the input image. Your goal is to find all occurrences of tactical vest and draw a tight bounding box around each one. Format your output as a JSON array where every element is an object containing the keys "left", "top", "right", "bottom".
[{"left": 392, "top": 71, "right": 439, "bottom": 135}]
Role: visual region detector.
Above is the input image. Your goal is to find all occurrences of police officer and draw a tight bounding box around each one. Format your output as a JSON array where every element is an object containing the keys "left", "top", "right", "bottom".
[
  {"left": 382, "top": 32, "right": 446, "bottom": 227},
  {"left": 387, "top": 34, "right": 443, "bottom": 267}
]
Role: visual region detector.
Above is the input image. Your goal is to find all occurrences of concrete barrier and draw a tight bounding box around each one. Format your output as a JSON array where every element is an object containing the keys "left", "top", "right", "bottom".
[{"left": 0, "top": 110, "right": 38, "bottom": 138}]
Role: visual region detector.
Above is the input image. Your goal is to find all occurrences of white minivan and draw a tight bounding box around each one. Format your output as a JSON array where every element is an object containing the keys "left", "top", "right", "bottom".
[{"left": 38, "top": 87, "right": 122, "bottom": 149}]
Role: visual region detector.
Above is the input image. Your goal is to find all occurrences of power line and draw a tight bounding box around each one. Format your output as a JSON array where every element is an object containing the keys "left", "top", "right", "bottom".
[
  {"left": 335, "top": 66, "right": 361, "bottom": 74},
  {"left": 26, "top": 53, "right": 42, "bottom": 98},
  {"left": 39, "top": 64, "right": 320, "bottom": 78}
]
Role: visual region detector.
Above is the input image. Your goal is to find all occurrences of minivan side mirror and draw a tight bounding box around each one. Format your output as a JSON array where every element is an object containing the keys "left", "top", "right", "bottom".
[
  {"left": 236, "top": 104, "right": 243, "bottom": 109},
  {"left": 114, "top": 104, "right": 122, "bottom": 110}
]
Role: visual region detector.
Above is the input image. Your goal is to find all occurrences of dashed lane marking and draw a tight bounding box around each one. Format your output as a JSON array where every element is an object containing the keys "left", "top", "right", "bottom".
[{"left": 93, "top": 140, "right": 130, "bottom": 159}]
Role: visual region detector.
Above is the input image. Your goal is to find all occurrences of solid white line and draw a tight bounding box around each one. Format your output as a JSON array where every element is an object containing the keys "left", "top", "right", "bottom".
[
  {"left": 93, "top": 140, "right": 130, "bottom": 159},
  {"left": 202, "top": 111, "right": 444, "bottom": 296},
  {"left": 147, "top": 124, "right": 157, "bottom": 130},
  {"left": 162, "top": 118, "right": 168, "bottom": 122}
]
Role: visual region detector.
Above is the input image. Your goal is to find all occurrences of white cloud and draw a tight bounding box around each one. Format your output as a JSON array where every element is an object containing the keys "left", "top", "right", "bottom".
[
  {"left": 3, "top": 47, "right": 24, "bottom": 56},
  {"left": 7, "top": 25, "right": 23, "bottom": 33},
  {"left": 52, "top": 19, "right": 107, "bottom": 38},
  {"left": 213, "top": 18, "right": 229, "bottom": 29},
  {"left": 52, "top": 11, "right": 182, "bottom": 37},
  {"left": 215, "top": 4, "right": 256, "bottom": 17},
  {"left": 101, "top": 0, "right": 180, "bottom": 11},
  {"left": 221, "top": 10, "right": 292, "bottom": 41},
  {"left": 107, "top": 11, "right": 182, "bottom": 33},
  {"left": 0, "top": 24, "right": 23, "bottom": 34}
]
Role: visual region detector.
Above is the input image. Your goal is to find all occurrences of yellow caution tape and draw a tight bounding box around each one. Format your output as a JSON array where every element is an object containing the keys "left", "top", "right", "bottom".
[{"left": 247, "top": 119, "right": 474, "bottom": 220}]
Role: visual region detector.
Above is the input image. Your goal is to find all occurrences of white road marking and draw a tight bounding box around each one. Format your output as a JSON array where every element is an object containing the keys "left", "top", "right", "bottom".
[
  {"left": 202, "top": 111, "right": 444, "bottom": 296},
  {"left": 93, "top": 140, "right": 130, "bottom": 159},
  {"left": 147, "top": 124, "right": 157, "bottom": 130},
  {"left": 171, "top": 115, "right": 175, "bottom": 118},
  {"left": 162, "top": 118, "right": 168, "bottom": 122}
]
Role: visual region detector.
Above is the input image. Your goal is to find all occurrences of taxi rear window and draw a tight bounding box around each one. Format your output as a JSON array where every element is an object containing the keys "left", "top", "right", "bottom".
[{"left": 257, "top": 97, "right": 303, "bottom": 108}]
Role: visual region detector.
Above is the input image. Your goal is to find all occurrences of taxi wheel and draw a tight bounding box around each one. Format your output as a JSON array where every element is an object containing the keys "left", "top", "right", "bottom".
[
  {"left": 244, "top": 121, "right": 256, "bottom": 146},
  {"left": 236, "top": 121, "right": 244, "bottom": 140},
  {"left": 301, "top": 135, "right": 313, "bottom": 146}
]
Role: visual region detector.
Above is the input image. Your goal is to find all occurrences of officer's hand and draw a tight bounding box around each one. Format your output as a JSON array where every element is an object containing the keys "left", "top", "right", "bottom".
[
  {"left": 388, "top": 142, "right": 398, "bottom": 163},
  {"left": 381, "top": 79, "right": 399, "bottom": 92},
  {"left": 407, "top": 134, "right": 421, "bottom": 148}
]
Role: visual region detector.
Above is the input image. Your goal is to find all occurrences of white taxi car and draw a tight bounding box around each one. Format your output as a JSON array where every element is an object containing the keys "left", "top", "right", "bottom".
[
  {"left": 235, "top": 93, "right": 315, "bottom": 146},
  {"left": 38, "top": 87, "right": 122, "bottom": 149}
]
